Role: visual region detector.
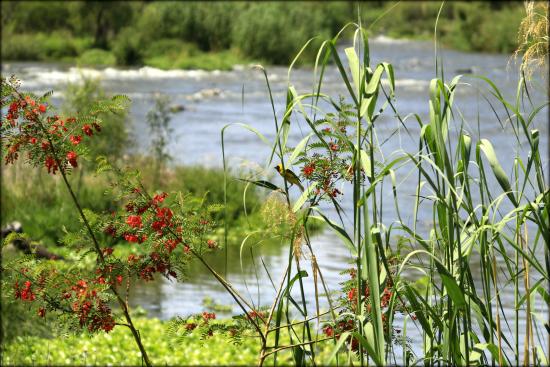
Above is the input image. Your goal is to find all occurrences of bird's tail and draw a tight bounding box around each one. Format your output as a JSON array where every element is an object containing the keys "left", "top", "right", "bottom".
[{"left": 297, "top": 182, "right": 304, "bottom": 192}]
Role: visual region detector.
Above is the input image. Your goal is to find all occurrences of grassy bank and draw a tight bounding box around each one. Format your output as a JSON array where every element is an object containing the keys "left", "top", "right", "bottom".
[
  {"left": 1, "top": 2, "right": 526, "bottom": 70},
  {"left": 1, "top": 315, "right": 336, "bottom": 365}
]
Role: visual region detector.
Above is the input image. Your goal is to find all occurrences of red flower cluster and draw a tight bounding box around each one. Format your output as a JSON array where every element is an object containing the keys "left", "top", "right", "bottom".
[
  {"left": 248, "top": 309, "right": 266, "bottom": 319},
  {"left": 70, "top": 135, "right": 82, "bottom": 145},
  {"left": 2, "top": 92, "right": 102, "bottom": 175},
  {"left": 66, "top": 279, "right": 115, "bottom": 332},
  {"left": 322, "top": 319, "right": 360, "bottom": 350},
  {"left": 152, "top": 192, "right": 168, "bottom": 205},
  {"left": 67, "top": 151, "right": 78, "bottom": 168},
  {"left": 202, "top": 312, "right": 216, "bottom": 322},
  {"left": 82, "top": 123, "right": 100, "bottom": 137},
  {"left": 126, "top": 215, "right": 143, "bottom": 228},
  {"left": 4, "top": 96, "right": 47, "bottom": 126},
  {"left": 14, "top": 280, "right": 36, "bottom": 301},
  {"left": 303, "top": 163, "right": 315, "bottom": 177}
]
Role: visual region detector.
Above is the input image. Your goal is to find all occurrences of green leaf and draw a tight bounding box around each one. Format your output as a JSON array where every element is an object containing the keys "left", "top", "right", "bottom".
[
  {"left": 237, "top": 179, "right": 280, "bottom": 192},
  {"left": 292, "top": 182, "right": 317, "bottom": 213},
  {"left": 359, "top": 149, "right": 373, "bottom": 178},
  {"left": 327, "top": 331, "right": 351, "bottom": 363},
  {"left": 309, "top": 209, "right": 356, "bottom": 256},
  {"left": 365, "top": 64, "right": 384, "bottom": 95},
  {"left": 345, "top": 47, "right": 363, "bottom": 97},
  {"left": 289, "top": 132, "right": 315, "bottom": 164},
  {"left": 434, "top": 261, "right": 466, "bottom": 308},
  {"left": 478, "top": 139, "right": 517, "bottom": 206}
]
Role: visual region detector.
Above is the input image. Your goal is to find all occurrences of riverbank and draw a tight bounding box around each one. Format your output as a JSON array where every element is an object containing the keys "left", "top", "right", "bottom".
[{"left": 1, "top": 2, "right": 525, "bottom": 71}]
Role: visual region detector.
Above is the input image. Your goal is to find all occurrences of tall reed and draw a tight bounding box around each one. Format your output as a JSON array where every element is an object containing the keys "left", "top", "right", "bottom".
[{"left": 221, "top": 20, "right": 548, "bottom": 365}]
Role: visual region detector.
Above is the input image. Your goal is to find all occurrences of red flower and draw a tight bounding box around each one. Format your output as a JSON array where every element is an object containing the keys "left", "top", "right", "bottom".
[
  {"left": 38, "top": 307, "right": 46, "bottom": 317},
  {"left": 102, "top": 247, "right": 114, "bottom": 256},
  {"left": 152, "top": 220, "right": 166, "bottom": 232},
  {"left": 70, "top": 135, "right": 82, "bottom": 145},
  {"left": 323, "top": 325, "right": 334, "bottom": 337},
  {"left": 82, "top": 124, "right": 93, "bottom": 136},
  {"left": 207, "top": 239, "right": 217, "bottom": 249},
  {"left": 45, "top": 156, "right": 58, "bottom": 174},
  {"left": 347, "top": 287, "right": 356, "bottom": 302},
  {"left": 165, "top": 239, "right": 179, "bottom": 252},
  {"left": 128, "top": 254, "right": 139, "bottom": 263},
  {"left": 202, "top": 312, "right": 216, "bottom": 322},
  {"left": 303, "top": 164, "right": 315, "bottom": 177},
  {"left": 156, "top": 207, "right": 173, "bottom": 222},
  {"left": 104, "top": 225, "right": 117, "bottom": 237},
  {"left": 38, "top": 104, "right": 47, "bottom": 113},
  {"left": 9, "top": 102, "right": 19, "bottom": 113},
  {"left": 66, "top": 151, "right": 78, "bottom": 168},
  {"left": 20, "top": 281, "right": 36, "bottom": 301},
  {"left": 153, "top": 192, "right": 168, "bottom": 205},
  {"left": 116, "top": 275, "right": 123, "bottom": 285},
  {"left": 124, "top": 233, "right": 139, "bottom": 243},
  {"left": 381, "top": 287, "right": 392, "bottom": 307},
  {"left": 29, "top": 137, "right": 37, "bottom": 144},
  {"left": 186, "top": 323, "right": 197, "bottom": 331},
  {"left": 126, "top": 215, "right": 143, "bottom": 228},
  {"left": 329, "top": 142, "right": 339, "bottom": 151}
]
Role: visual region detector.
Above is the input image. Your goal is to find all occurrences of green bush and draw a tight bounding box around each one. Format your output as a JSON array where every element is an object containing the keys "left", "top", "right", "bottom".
[
  {"left": 111, "top": 27, "right": 143, "bottom": 66},
  {"left": 1, "top": 32, "right": 81, "bottom": 61},
  {"left": 42, "top": 31, "right": 81, "bottom": 59},
  {"left": 0, "top": 165, "right": 113, "bottom": 245},
  {"left": 1, "top": 34, "right": 45, "bottom": 60},
  {"left": 77, "top": 48, "right": 116, "bottom": 66},
  {"left": 1, "top": 1, "right": 73, "bottom": 33},
  {"left": 232, "top": 3, "right": 330, "bottom": 65},
  {"left": 172, "top": 166, "right": 263, "bottom": 224}
]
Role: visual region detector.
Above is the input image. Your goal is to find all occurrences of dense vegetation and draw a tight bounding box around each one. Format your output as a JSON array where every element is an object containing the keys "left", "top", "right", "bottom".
[
  {"left": 1, "top": 1, "right": 525, "bottom": 69},
  {"left": 1, "top": 2, "right": 548, "bottom": 366}
]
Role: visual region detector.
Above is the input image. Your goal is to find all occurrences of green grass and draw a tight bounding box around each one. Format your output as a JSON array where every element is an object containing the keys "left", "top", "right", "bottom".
[
  {"left": 2, "top": 317, "right": 265, "bottom": 365},
  {"left": 2, "top": 315, "right": 341, "bottom": 366}
]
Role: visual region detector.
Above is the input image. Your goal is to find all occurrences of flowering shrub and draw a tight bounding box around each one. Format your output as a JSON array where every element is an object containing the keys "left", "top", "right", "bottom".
[
  {"left": 320, "top": 260, "right": 417, "bottom": 354},
  {"left": 0, "top": 76, "right": 220, "bottom": 366},
  {"left": 1, "top": 77, "right": 115, "bottom": 174}
]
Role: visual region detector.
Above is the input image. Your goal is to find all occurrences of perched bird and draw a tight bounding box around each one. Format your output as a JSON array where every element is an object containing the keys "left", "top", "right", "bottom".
[{"left": 275, "top": 164, "right": 304, "bottom": 191}]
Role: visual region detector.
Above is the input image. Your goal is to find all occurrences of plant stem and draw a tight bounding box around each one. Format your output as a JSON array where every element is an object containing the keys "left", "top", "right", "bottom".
[{"left": 32, "top": 110, "right": 152, "bottom": 367}]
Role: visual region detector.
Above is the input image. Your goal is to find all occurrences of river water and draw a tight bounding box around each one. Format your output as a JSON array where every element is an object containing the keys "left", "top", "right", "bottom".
[{"left": 3, "top": 36, "right": 548, "bottom": 356}]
